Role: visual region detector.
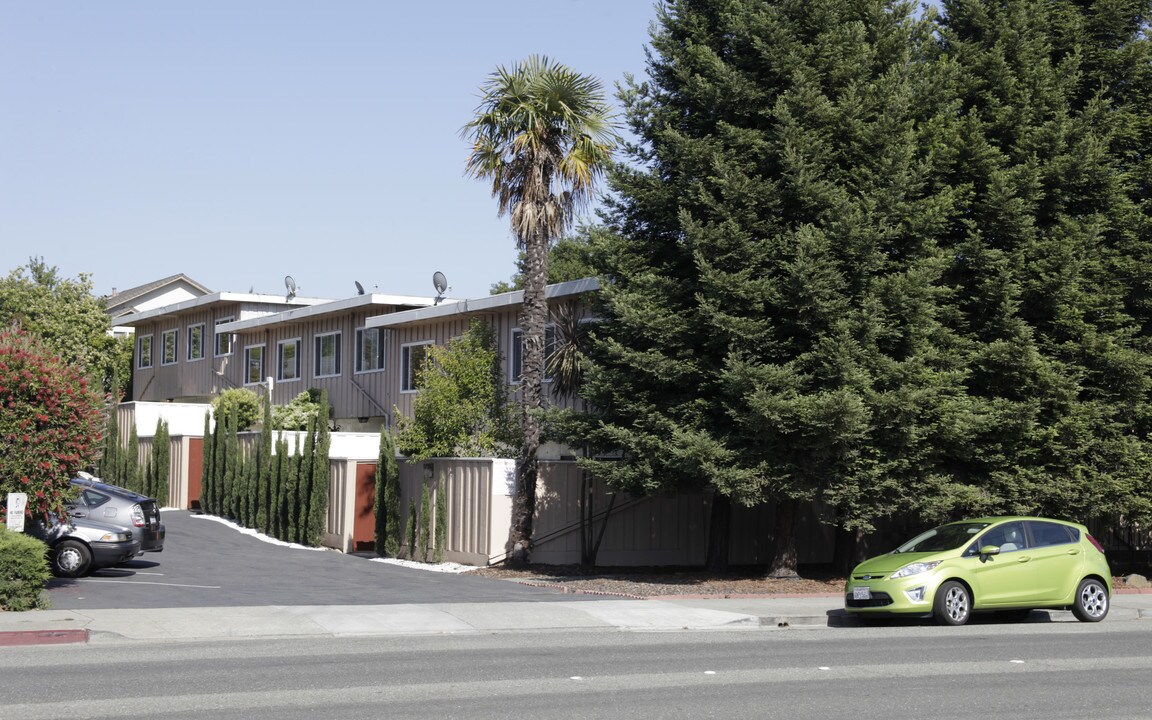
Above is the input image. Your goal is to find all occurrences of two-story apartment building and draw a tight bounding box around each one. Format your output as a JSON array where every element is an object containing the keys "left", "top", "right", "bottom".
[{"left": 119, "top": 279, "right": 599, "bottom": 432}]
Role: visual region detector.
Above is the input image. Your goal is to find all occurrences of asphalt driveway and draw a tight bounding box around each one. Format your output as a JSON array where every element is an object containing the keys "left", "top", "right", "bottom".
[{"left": 45, "top": 510, "right": 582, "bottom": 610}]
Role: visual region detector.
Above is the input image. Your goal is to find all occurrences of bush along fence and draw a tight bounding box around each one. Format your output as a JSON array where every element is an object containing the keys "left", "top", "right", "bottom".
[
  {"left": 393, "top": 465, "right": 448, "bottom": 563},
  {"left": 199, "top": 391, "right": 331, "bottom": 547}
]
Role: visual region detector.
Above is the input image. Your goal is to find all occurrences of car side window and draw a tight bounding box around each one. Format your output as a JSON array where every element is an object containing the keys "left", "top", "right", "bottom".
[
  {"left": 1028, "top": 521, "right": 1076, "bottom": 548},
  {"left": 978, "top": 522, "right": 1027, "bottom": 553},
  {"left": 80, "top": 489, "right": 111, "bottom": 509}
]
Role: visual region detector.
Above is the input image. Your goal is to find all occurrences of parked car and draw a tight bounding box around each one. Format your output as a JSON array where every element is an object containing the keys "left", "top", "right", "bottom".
[
  {"left": 25, "top": 515, "right": 141, "bottom": 578},
  {"left": 70, "top": 473, "right": 165, "bottom": 552},
  {"left": 844, "top": 516, "right": 1112, "bottom": 626}
]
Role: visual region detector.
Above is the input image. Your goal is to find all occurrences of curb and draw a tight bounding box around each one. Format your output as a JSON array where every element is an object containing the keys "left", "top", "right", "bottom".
[{"left": 0, "top": 629, "right": 89, "bottom": 647}]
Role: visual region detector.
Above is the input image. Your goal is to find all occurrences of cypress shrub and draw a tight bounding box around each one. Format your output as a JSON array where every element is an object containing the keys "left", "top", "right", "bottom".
[
  {"left": 375, "top": 429, "right": 402, "bottom": 557},
  {"left": 200, "top": 411, "right": 213, "bottom": 514},
  {"left": 420, "top": 481, "right": 431, "bottom": 562}
]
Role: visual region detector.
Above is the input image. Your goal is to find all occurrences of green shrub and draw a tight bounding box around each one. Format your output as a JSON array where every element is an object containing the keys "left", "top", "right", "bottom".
[
  {"left": 212, "top": 388, "right": 261, "bottom": 431},
  {"left": 272, "top": 391, "right": 323, "bottom": 431},
  {"left": 0, "top": 527, "right": 51, "bottom": 611}
]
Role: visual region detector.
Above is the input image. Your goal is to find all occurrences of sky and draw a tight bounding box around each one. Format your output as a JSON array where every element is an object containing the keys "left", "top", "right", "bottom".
[{"left": 0, "top": 1, "right": 657, "bottom": 301}]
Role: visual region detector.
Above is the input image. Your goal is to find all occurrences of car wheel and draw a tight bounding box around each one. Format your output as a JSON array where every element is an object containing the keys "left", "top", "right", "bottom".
[
  {"left": 52, "top": 540, "right": 92, "bottom": 578},
  {"left": 1071, "top": 578, "right": 1109, "bottom": 622},
  {"left": 933, "top": 581, "right": 972, "bottom": 626}
]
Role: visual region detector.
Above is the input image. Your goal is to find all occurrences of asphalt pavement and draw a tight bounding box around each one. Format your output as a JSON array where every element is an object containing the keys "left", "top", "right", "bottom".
[{"left": 3, "top": 511, "right": 1150, "bottom": 645}]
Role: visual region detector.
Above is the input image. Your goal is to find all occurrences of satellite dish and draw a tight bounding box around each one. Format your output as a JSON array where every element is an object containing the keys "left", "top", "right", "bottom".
[
  {"left": 354, "top": 280, "right": 365, "bottom": 296},
  {"left": 284, "top": 275, "right": 297, "bottom": 299},
  {"left": 432, "top": 271, "right": 449, "bottom": 305}
]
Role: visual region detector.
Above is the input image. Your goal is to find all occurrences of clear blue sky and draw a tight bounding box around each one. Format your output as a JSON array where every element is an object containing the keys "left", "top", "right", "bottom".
[{"left": 0, "top": 1, "right": 656, "bottom": 301}]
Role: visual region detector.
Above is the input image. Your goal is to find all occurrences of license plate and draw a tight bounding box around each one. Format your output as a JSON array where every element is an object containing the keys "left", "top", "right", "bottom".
[{"left": 853, "top": 587, "right": 872, "bottom": 601}]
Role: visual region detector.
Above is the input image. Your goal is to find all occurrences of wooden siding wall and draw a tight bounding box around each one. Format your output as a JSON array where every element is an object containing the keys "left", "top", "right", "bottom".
[{"left": 131, "top": 301, "right": 255, "bottom": 402}]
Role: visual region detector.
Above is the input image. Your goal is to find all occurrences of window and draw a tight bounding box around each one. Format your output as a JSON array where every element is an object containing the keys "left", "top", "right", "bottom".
[
  {"left": 355, "top": 327, "right": 386, "bottom": 373},
  {"left": 1028, "top": 521, "right": 1077, "bottom": 548},
  {"left": 244, "top": 345, "right": 265, "bottom": 385},
  {"left": 161, "top": 329, "right": 179, "bottom": 365},
  {"left": 974, "top": 522, "right": 1028, "bottom": 554},
  {"left": 401, "top": 341, "right": 432, "bottom": 392},
  {"left": 510, "top": 325, "right": 557, "bottom": 382},
  {"left": 137, "top": 334, "right": 154, "bottom": 369},
  {"left": 187, "top": 323, "right": 205, "bottom": 362},
  {"left": 214, "top": 316, "right": 234, "bottom": 357},
  {"left": 314, "top": 332, "right": 341, "bottom": 378},
  {"left": 277, "top": 338, "right": 301, "bottom": 381}
]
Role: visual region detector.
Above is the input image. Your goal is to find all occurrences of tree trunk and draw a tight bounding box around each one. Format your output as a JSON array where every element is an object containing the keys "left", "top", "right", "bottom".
[
  {"left": 705, "top": 491, "right": 731, "bottom": 572},
  {"left": 767, "top": 498, "right": 799, "bottom": 578},
  {"left": 508, "top": 226, "right": 550, "bottom": 566},
  {"left": 832, "top": 525, "right": 863, "bottom": 575}
]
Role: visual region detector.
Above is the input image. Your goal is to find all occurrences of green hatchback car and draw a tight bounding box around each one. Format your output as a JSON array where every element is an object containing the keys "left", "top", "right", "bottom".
[{"left": 844, "top": 516, "right": 1111, "bottom": 626}]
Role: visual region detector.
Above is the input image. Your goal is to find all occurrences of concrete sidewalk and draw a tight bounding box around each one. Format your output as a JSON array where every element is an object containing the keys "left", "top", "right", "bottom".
[{"left": 2, "top": 593, "right": 1150, "bottom": 645}]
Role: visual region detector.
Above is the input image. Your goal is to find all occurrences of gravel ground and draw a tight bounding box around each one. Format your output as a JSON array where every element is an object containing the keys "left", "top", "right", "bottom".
[
  {"left": 470, "top": 565, "right": 846, "bottom": 598},
  {"left": 470, "top": 566, "right": 1147, "bottom": 599}
]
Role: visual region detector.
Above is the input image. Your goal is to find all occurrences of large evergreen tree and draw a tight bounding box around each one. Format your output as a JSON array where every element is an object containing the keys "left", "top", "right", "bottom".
[
  {"left": 932, "top": 0, "right": 1152, "bottom": 522},
  {"left": 574, "top": 0, "right": 973, "bottom": 575}
]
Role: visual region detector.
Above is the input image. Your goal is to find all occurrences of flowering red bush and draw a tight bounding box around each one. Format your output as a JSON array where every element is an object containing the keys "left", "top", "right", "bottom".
[{"left": 0, "top": 327, "right": 104, "bottom": 521}]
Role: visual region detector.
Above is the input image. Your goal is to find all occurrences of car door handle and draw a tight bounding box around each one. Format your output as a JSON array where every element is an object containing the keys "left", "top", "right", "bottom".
[
  {"left": 1016, "top": 555, "right": 1031, "bottom": 563},
  {"left": 69, "top": 511, "right": 86, "bottom": 518},
  {"left": 1066, "top": 549, "right": 1081, "bottom": 555}
]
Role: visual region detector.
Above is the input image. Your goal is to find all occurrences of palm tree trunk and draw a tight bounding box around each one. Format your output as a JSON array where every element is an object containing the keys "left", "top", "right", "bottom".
[{"left": 508, "top": 230, "right": 549, "bottom": 565}]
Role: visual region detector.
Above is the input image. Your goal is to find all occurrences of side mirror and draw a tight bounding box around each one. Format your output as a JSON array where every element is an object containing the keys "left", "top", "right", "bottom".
[{"left": 979, "top": 545, "right": 1001, "bottom": 557}]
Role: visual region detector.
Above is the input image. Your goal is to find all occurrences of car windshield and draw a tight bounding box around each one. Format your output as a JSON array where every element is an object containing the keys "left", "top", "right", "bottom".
[{"left": 894, "top": 522, "right": 990, "bottom": 553}]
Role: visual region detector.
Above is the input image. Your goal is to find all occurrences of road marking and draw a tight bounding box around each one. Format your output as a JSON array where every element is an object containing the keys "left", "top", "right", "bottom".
[{"left": 80, "top": 580, "right": 222, "bottom": 589}]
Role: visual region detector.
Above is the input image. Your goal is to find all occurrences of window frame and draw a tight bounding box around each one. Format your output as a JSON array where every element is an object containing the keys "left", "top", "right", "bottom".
[
  {"left": 214, "top": 316, "right": 235, "bottom": 357},
  {"left": 400, "top": 341, "right": 433, "bottom": 393},
  {"left": 314, "top": 331, "right": 342, "bottom": 378},
  {"left": 243, "top": 345, "right": 265, "bottom": 386},
  {"left": 509, "top": 324, "right": 557, "bottom": 383},
  {"left": 355, "top": 327, "right": 386, "bottom": 374},
  {"left": 161, "top": 329, "right": 179, "bottom": 366},
  {"left": 187, "top": 323, "right": 206, "bottom": 362},
  {"left": 137, "top": 334, "right": 154, "bottom": 369},
  {"left": 277, "top": 338, "right": 302, "bottom": 382}
]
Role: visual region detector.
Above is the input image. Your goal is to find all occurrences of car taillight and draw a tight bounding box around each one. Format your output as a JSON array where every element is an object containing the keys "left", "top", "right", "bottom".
[
  {"left": 131, "top": 503, "right": 145, "bottom": 528},
  {"left": 1086, "top": 533, "right": 1106, "bottom": 554}
]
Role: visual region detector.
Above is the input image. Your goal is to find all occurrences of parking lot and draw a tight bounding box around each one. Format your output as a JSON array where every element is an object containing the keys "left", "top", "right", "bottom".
[{"left": 45, "top": 510, "right": 586, "bottom": 610}]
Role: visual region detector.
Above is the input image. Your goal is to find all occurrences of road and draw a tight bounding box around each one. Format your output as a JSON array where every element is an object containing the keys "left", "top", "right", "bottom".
[
  {"left": 3, "top": 621, "right": 1150, "bottom": 719},
  {"left": 45, "top": 510, "right": 600, "bottom": 609}
]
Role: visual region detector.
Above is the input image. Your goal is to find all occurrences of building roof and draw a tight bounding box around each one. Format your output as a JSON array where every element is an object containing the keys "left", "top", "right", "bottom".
[
  {"left": 113, "top": 291, "right": 332, "bottom": 326},
  {"left": 216, "top": 293, "right": 441, "bottom": 333},
  {"left": 104, "top": 274, "right": 212, "bottom": 316},
  {"left": 365, "top": 277, "right": 600, "bottom": 329}
]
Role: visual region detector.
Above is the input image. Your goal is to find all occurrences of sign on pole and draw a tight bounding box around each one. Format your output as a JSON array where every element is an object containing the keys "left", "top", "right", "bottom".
[{"left": 6, "top": 492, "right": 27, "bottom": 533}]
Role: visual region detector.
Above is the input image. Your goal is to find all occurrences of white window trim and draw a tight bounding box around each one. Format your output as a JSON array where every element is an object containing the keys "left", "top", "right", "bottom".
[
  {"left": 355, "top": 327, "right": 386, "bottom": 375},
  {"left": 137, "top": 334, "right": 154, "bottom": 369},
  {"left": 400, "top": 340, "right": 433, "bottom": 393},
  {"left": 277, "top": 338, "right": 302, "bottom": 383},
  {"left": 161, "top": 329, "right": 179, "bottom": 366},
  {"left": 314, "top": 331, "right": 341, "bottom": 379},
  {"left": 509, "top": 324, "right": 557, "bottom": 384},
  {"left": 243, "top": 345, "right": 265, "bottom": 386},
  {"left": 187, "top": 323, "right": 206, "bottom": 362},
  {"left": 214, "top": 316, "right": 235, "bottom": 357}
]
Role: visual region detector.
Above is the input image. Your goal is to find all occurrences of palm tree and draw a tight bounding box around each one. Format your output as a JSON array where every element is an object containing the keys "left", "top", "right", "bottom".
[{"left": 464, "top": 56, "right": 617, "bottom": 564}]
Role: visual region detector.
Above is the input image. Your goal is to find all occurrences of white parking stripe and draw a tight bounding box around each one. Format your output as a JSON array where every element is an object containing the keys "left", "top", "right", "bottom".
[{"left": 80, "top": 580, "right": 221, "bottom": 589}]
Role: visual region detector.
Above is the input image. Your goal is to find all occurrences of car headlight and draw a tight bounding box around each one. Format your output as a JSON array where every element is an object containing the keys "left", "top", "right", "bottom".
[
  {"left": 97, "top": 532, "right": 131, "bottom": 542},
  {"left": 890, "top": 560, "right": 941, "bottom": 579}
]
